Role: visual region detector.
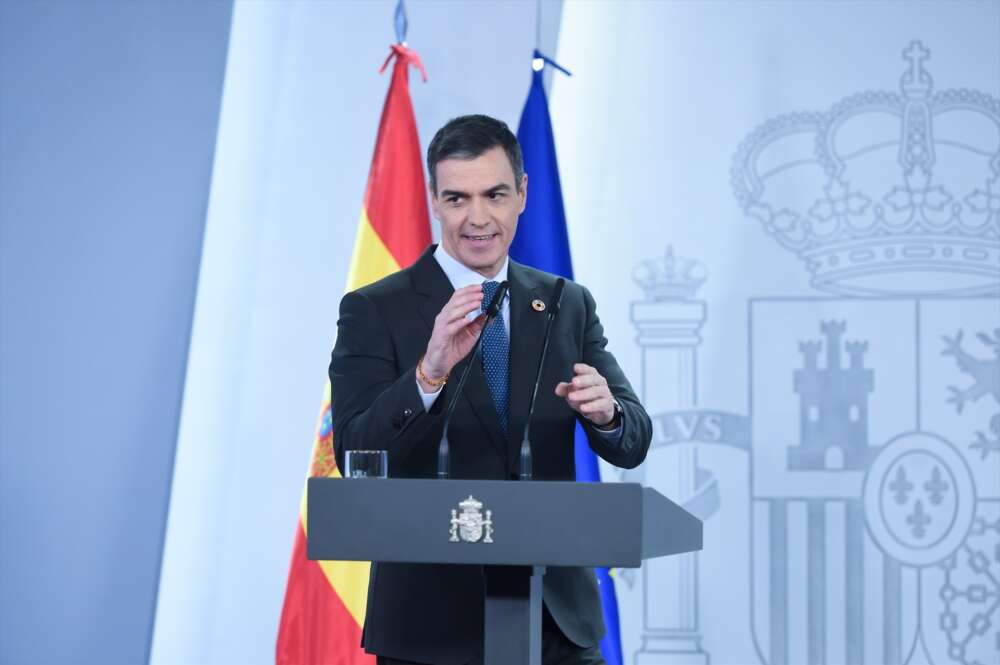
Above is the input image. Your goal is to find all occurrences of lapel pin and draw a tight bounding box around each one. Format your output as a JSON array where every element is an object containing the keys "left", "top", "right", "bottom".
[{"left": 531, "top": 299, "right": 546, "bottom": 312}]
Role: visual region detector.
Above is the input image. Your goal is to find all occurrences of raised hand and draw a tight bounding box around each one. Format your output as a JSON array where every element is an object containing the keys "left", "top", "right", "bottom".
[
  {"left": 419, "top": 284, "right": 485, "bottom": 392},
  {"left": 554, "top": 363, "right": 616, "bottom": 427}
]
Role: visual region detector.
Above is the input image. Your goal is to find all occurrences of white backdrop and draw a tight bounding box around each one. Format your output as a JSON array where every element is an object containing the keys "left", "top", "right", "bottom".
[{"left": 553, "top": 2, "right": 999, "bottom": 665}]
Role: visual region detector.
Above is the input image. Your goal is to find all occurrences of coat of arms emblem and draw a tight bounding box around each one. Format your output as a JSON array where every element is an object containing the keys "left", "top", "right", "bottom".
[
  {"left": 619, "top": 39, "right": 998, "bottom": 665},
  {"left": 449, "top": 495, "right": 494, "bottom": 543}
]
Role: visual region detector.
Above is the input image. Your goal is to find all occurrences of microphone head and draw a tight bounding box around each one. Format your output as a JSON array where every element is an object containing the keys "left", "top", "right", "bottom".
[
  {"left": 550, "top": 278, "right": 566, "bottom": 315},
  {"left": 485, "top": 280, "right": 509, "bottom": 319}
]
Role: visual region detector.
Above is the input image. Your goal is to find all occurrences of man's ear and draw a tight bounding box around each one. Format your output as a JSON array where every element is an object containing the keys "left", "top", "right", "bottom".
[{"left": 517, "top": 173, "right": 528, "bottom": 212}]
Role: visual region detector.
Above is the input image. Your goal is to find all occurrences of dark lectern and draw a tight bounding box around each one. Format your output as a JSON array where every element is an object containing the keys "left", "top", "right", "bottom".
[{"left": 308, "top": 478, "right": 702, "bottom": 665}]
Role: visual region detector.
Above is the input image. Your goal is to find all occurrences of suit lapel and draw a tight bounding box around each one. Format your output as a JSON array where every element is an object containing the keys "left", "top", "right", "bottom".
[
  {"left": 411, "top": 245, "right": 452, "bottom": 334},
  {"left": 506, "top": 262, "right": 549, "bottom": 465}
]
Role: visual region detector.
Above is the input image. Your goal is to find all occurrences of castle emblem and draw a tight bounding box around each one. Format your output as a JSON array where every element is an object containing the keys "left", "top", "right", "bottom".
[
  {"left": 449, "top": 495, "right": 494, "bottom": 544},
  {"left": 789, "top": 321, "right": 874, "bottom": 471}
]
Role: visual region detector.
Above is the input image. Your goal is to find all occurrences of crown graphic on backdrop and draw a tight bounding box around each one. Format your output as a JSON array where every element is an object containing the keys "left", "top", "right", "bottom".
[
  {"left": 632, "top": 246, "right": 708, "bottom": 301},
  {"left": 731, "top": 40, "right": 1000, "bottom": 297}
]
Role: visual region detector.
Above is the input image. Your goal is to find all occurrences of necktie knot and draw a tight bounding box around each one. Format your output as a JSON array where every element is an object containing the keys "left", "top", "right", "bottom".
[{"left": 481, "top": 280, "right": 501, "bottom": 311}]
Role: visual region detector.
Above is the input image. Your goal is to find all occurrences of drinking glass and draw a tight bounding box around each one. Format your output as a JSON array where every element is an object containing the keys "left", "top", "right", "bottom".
[{"left": 345, "top": 450, "right": 388, "bottom": 478}]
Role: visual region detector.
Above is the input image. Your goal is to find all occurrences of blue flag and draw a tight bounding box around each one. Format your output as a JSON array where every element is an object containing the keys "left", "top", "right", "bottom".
[{"left": 510, "top": 50, "right": 625, "bottom": 665}]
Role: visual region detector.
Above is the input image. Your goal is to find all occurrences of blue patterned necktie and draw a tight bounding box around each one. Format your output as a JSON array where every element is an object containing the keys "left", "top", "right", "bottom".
[{"left": 480, "top": 280, "right": 509, "bottom": 432}]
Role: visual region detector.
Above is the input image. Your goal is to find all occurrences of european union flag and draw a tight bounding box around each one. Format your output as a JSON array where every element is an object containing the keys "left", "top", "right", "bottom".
[{"left": 510, "top": 50, "right": 624, "bottom": 665}]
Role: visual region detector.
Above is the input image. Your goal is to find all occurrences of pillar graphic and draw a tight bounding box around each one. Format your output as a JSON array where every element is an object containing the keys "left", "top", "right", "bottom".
[{"left": 631, "top": 248, "right": 708, "bottom": 665}]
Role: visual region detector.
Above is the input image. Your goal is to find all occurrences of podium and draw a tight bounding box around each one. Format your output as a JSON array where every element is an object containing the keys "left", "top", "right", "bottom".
[{"left": 308, "top": 478, "right": 702, "bottom": 665}]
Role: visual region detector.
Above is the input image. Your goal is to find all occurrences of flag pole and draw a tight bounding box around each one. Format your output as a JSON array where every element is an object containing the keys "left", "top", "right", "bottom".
[{"left": 535, "top": 0, "right": 541, "bottom": 51}]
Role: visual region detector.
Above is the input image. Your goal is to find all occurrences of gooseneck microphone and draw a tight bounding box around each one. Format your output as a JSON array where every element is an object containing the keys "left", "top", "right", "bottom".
[
  {"left": 519, "top": 278, "right": 566, "bottom": 481},
  {"left": 436, "top": 280, "right": 509, "bottom": 479}
]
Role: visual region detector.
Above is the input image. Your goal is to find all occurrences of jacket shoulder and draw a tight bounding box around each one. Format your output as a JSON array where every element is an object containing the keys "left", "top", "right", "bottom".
[
  {"left": 345, "top": 265, "right": 416, "bottom": 305},
  {"left": 511, "top": 261, "right": 591, "bottom": 303}
]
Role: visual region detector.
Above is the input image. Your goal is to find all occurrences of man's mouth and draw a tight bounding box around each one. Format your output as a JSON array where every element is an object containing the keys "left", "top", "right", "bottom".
[{"left": 463, "top": 233, "right": 499, "bottom": 243}]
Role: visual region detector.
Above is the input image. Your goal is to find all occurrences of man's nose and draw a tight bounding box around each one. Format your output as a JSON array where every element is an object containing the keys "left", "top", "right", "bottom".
[{"left": 467, "top": 197, "right": 489, "bottom": 227}]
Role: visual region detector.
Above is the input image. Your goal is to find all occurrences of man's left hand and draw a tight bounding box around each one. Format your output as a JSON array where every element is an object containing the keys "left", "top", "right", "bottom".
[{"left": 554, "top": 363, "right": 616, "bottom": 427}]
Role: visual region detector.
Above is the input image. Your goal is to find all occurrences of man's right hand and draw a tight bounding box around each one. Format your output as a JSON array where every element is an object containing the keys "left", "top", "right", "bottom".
[{"left": 418, "top": 284, "right": 485, "bottom": 392}]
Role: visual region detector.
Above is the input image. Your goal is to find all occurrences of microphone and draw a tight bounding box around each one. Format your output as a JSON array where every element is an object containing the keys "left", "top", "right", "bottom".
[
  {"left": 437, "top": 280, "right": 509, "bottom": 479},
  {"left": 519, "top": 278, "right": 566, "bottom": 481}
]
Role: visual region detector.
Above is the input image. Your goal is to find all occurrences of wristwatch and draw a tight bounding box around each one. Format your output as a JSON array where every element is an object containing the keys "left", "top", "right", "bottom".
[{"left": 593, "top": 398, "right": 623, "bottom": 431}]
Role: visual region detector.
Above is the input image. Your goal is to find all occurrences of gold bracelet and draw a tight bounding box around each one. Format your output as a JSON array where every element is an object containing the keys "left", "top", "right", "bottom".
[{"left": 416, "top": 354, "right": 449, "bottom": 387}]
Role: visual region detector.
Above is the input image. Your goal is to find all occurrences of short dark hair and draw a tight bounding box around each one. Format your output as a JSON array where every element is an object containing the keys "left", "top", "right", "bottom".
[{"left": 426, "top": 114, "right": 524, "bottom": 194}]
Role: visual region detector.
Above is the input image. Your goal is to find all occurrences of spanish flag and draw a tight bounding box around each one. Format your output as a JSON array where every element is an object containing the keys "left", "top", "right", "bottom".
[{"left": 276, "top": 43, "right": 430, "bottom": 664}]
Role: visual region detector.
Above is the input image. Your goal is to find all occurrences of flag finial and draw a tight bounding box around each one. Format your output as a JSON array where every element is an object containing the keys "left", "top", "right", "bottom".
[
  {"left": 532, "top": 49, "right": 571, "bottom": 77},
  {"left": 394, "top": 0, "right": 408, "bottom": 45}
]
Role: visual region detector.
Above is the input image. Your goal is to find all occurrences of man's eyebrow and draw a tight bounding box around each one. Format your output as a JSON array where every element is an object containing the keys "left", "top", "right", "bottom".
[
  {"left": 438, "top": 189, "right": 469, "bottom": 198},
  {"left": 483, "top": 183, "right": 512, "bottom": 195}
]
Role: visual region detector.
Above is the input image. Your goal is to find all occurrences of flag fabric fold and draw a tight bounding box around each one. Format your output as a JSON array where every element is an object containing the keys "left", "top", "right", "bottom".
[
  {"left": 276, "top": 43, "right": 431, "bottom": 665},
  {"left": 510, "top": 52, "right": 626, "bottom": 665}
]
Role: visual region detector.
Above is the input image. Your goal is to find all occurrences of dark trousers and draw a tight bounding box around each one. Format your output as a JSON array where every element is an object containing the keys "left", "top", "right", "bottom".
[{"left": 375, "top": 606, "right": 607, "bottom": 665}]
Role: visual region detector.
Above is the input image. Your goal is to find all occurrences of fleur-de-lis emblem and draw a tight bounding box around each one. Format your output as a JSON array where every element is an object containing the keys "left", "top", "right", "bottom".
[
  {"left": 890, "top": 466, "right": 914, "bottom": 504},
  {"left": 924, "top": 466, "right": 949, "bottom": 505},
  {"left": 863, "top": 432, "right": 972, "bottom": 566},
  {"left": 907, "top": 500, "right": 930, "bottom": 539}
]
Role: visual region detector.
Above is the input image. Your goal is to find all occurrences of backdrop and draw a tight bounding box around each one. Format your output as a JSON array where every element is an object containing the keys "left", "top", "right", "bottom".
[
  {"left": 2, "top": 2, "right": 997, "bottom": 665},
  {"left": 552, "top": 3, "right": 999, "bottom": 665}
]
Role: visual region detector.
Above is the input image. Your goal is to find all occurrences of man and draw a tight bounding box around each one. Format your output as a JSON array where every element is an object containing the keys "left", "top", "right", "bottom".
[{"left": 330, "top": 114, "right": 651, "bottom": 665}]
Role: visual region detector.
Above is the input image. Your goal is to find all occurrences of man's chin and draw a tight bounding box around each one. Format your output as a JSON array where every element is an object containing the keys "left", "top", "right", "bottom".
[{"left": 461, "top": 253, "right": 503, "bottom": 276}]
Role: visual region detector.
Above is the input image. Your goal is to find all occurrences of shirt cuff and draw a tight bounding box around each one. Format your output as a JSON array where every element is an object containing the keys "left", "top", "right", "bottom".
[
  {"left": 591, "top": 422, "right": 623, "bottom": 442},
  {"left": 416, "top": 377, "right": 443, "bottom": 412}
]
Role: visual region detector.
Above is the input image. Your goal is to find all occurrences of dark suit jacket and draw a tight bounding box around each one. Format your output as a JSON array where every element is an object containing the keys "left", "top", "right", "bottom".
[{"left": 329, "top": 245, "right": 651, "bottom": 665}]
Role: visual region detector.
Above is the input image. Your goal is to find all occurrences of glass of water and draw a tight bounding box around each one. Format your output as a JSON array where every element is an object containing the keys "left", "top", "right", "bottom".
[{"left": 344, "top": 450, "right": 388, "bottom": 478}]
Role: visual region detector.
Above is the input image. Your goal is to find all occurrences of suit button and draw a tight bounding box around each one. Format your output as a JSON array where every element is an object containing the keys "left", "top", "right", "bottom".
[{"left": 403, "top": 408, "right": 413, "bottom": 417}]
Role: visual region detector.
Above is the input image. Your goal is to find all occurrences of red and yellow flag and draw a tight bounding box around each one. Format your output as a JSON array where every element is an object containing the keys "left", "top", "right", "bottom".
[{"left": 276, "top": 44, "right": 430, "bottom": 665}]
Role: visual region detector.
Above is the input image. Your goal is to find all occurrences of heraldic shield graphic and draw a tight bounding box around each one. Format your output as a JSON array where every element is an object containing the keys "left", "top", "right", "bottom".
[{"left": 731, "top": 41, "right": 1000, "bottom": 665}]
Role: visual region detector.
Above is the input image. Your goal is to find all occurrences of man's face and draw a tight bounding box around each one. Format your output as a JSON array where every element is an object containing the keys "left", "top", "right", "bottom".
[{"left": 431, "top": 145, "right": 527, "bottom": 278}]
